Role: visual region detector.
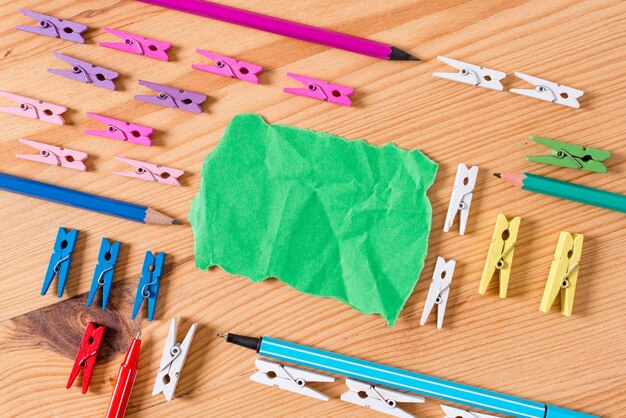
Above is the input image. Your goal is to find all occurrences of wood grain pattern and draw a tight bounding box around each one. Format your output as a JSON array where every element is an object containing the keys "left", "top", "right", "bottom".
[{"left": 0, "top": 0, "right": 624, "bottom": 417}]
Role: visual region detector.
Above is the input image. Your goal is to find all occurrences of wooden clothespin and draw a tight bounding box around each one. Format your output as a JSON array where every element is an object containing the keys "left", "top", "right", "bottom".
[
  {"left": 526, "top": 136, "right": 611, "bottom": 173},
  {"left": 540, "top": 232, "right": 584, "bottom": 317},
  {"left": 132, "top": 251, "right": 166, "bottom": 321},
  {"left": 153, "top": 318, "right": 198, "bottom": 401},
  {"left": 479, "top": 214, "right": 521, "bottom": 298},
  {"left": 42, "top": 227, "right": 78, "bottom": 297},
  {"left": 250, "top": 358, "right": 335, "bottom": 401},
  {"left": 420, "top": 256, "right": 456, "bottom": 329},
  {"left": 341, "top": 378, "right": 424, "bottom": 418},
  {"left": 67, "top": 322, "right": 105, "bottom": 393},
  {"left": 86, "top": 238, "right": 121, "bottom": 310}
]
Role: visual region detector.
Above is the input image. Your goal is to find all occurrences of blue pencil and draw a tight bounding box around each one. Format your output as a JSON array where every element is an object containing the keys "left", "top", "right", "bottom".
[{"left": 0, "top": 172, "right": 180, "bottom": 225}]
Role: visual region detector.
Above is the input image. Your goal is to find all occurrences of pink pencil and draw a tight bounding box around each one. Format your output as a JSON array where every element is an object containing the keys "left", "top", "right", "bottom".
[{"left": 137, "top": 0, "right": 419, "bottom": 61}]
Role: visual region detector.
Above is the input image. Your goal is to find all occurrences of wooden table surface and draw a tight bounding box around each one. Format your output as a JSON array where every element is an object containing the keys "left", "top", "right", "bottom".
[{"left": 0, "top": 1, "right": 624, "bottom": 417}]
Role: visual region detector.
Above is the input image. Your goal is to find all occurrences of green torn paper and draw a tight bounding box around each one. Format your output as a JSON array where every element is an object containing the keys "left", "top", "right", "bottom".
[{"left": 189, "top": 114, "right": 438, "bottom": 325}]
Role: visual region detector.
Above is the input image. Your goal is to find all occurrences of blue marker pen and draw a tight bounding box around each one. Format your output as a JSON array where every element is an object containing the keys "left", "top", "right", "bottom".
[{"left": 218, "top": 333, "right": 596, "bottom": 418}]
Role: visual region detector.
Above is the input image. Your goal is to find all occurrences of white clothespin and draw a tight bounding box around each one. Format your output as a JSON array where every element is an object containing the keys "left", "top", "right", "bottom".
[
  {"left": 152, "top": 317, "right": 197, "bottom": 401},
  {"left": 510, "top": 72, "right": 583, "bottom": 108},
  {"left": 441, "top": 404, "right": 499, "bottom": 418},
  {"left": 341, "top": 378, "right": 425, "bottom": 418},
  {"left": 444, "top": 164, "right": 478, "bottom": 235},
  {"left": 433, "top": 56, "right": 506, "bottom": 91},
  {"left": 420, "top": 257, "right": 456, "bottom": 329},
  {"left": 250, "top": 359, "right": 335, "bottom": 401}
]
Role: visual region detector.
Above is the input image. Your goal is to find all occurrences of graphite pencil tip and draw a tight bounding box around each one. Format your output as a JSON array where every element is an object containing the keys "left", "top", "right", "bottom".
[
  {"left": 493, "top": 172, "right": 502, "bottom": 178},
  {"left": 389, "top": 46, "right": 420, "bottom": 61},
  {"left": 172, "top": 219, "right": 183, "bottom": 225},
  {"left": 216, "top": 333, "right": 227, "bottom": 340}
]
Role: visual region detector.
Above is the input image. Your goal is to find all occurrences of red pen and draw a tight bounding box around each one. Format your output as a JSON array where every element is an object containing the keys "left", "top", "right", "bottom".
[{"left": 106, "top": 332, "right": 142, "bottom": 418}]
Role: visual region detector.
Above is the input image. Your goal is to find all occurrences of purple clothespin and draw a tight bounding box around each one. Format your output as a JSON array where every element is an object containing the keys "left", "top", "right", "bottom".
[
  {"left": 16, "top": 9, "right": 88, "bottom": 44},
  {"left": 100, "top": 28, "right": 171, "bottom": 61},
  {"left": 0, "top": 91, "right": 67, "bottom": 125},
  {"left": 85, "top": 112, "right": 154, "bottom": 146},
  {"left": 134, "top": 80, "right": 207, "bottom": 113},
  {"left": 192, "top": 49, "right": 262, "bottom": 84},
  {"left": 113, "top": 157, "right": 183, "bottom": 186},
  {"left": 16, "top": 139, "right": 88, "bottom": 171},
  {"left": 284, "top": 73, "right": 354, "bottom": 106},
  {"left": 48, "top": 52, "right": 119, "bottom": 90}
]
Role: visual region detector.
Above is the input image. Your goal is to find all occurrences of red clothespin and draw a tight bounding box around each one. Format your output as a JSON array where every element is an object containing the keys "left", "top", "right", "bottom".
[
  {"left": 284, "top": 73, "right": 354, "bottom": 106},
  {"left": 67, "top": 322, "right": 106, "bottom": 394}
]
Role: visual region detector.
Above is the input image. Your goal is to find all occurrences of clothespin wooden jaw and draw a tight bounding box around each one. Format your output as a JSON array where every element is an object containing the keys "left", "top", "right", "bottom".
[
  {"left": 540, "top": 232, "right": 583, "bottom": 316},
  {"left": 153, "top": 318, "right": 198, "bottom": 401},
  {"left": 134, "top": 80, "right": 208, "bottom": 113},
  {"left": 42, "top": 227, "right": 79, "bottom": 297},
  {"left": 67, "top": 322, "right": 106, "bottom": 394},
  {"left": 479, "top": 214, "right": 521, "bottom": 298},
  {"left": 16, "top": 9, "right": 88, "bottom": 43},
  {"left": 341, "top": 378, "right": 424, "bottom": 418},
  {"left": 86, "top": 238, "right": 121, "bottom": 310},
  {"left": 48, "top": 52, "right": 119, "bottom": 91},
  {"left": 0, "top": 91, "right": 67, "bottom": 125},
  {"left": 433, "top": 56, "right": 506, "bottom": 91},
  {"left": 250, "top": 358, "right": 335, "bottom": 401},
  {"left": 132, "top": 251, "right": 166, "bottom": 321},
  {"left": 526, "top": 136, "right": 611, "bottom": 173},
  {"left": 284, "top": 73, "right": 354, "bottom": 106},
  {"left": 113, "top": 156, "right": 184, "bottom": 186},
  {"left": 100, "top": 28, "right": 171, "bottom": 61},
  {"left": 85, "top": 112, "right": 154, "bottom": 146},
  {"left": 420, "top": 256, "right": 456, "bottom": 329},
  {"left": 16, "top": 139, "right": 88, "bottom": 171},
  {"left": 192, "top": 49, "right": 263, "bottom": 84},
  {"left": 444, "top": 163, "right": 479, "bottom": 235},
  {"left": 510, "top": 72, "right": 584, "bottom": 108}
]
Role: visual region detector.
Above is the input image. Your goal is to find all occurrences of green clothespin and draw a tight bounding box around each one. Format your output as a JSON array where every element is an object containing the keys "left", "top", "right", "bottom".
[{"left": 526, "top": 136, "right": 611, "bottom": 173}]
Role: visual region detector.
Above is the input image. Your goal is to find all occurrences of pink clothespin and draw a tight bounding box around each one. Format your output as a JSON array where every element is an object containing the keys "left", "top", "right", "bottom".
[
  {"left": 100, "top": 28, "right": 171, "bottom": 61},
  {"left": 284, "top": 73, "right": 354, "bottom": 106},
  {"left": 113, "top": 157, "right": 183, "bottom": 186},
  {"left": 85, "top": 112, "right": 154, "bottom": 146},
  {"left": 0, "top": 91, "right": 67, "bottom": 125},
  {"left": 192, "top": 49, "right": 262, "bottom": 84},
  {"left": 16, "top": 139, "right": 88, "bottom": 171}
]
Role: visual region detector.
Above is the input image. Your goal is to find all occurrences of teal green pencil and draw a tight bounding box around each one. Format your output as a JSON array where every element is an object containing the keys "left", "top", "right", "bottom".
[{"left": 494, "top": 172, "right": 626, "bottom": 213}]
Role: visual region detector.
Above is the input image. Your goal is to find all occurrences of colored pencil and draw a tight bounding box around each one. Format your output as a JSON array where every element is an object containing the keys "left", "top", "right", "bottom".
[
  {"left": 494, "top": 172, "right": 626, "bottom": 213},
  {"left": 137, "top": 0, "right": 419, "bottom": 61},
  {"left": 0, "top": 172, "right": 181, "bottom": 225}
]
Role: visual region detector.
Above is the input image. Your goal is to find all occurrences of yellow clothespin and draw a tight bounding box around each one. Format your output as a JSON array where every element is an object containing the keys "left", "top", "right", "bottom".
[
  {"left": 479, "top": 214, "right": 521, "bottom": 298},
  {"left": 540, "top": 232, "right": 583, "bottom": 316}
]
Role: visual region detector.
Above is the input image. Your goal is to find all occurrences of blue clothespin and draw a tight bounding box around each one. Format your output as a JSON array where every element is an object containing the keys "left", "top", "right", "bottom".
[
  {"left": 42, "top": 227, "right": 78, "bottom": 297},
  {"left": 86, "top": 238, "right": 121, "bottom": 310},
  {"left": 132, "top": 251, "right": 166, "bottom": 321}
]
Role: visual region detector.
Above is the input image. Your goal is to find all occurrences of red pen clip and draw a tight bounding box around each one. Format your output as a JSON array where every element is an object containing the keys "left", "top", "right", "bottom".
[
  {"left": 284, "top": 73, "right": 354, "bottom": 106},
  {"left": 67, "top": 322, "right": 106, "bottom": 394}
]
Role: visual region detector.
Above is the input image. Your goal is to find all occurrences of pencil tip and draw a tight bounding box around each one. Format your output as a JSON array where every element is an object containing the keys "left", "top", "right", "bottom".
[
  {"left": 388, "top": 46, "right": 420, "bottom": 61},
  {"left": 217, "top": 333, "right": 227, "bottom": 340},
  {"left": 493, "top": 172, "right": 502, "bottom": 178},
  {"left": 172, "top": 219, "right": 183, "bottom": 225}
]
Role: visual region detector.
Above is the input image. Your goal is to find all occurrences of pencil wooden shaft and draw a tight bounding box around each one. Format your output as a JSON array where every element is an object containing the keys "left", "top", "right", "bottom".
[
  {"left": 503, "top": 172, "right": 626, "bottom": 213},
  {"left": 0, "top": 172, "right": 175, "bottom": 224},
  {"left": 137, "top": 0, "right": 412, "bottom": 60}
]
